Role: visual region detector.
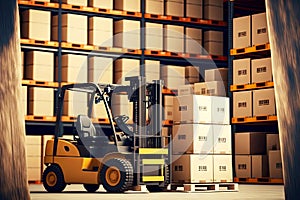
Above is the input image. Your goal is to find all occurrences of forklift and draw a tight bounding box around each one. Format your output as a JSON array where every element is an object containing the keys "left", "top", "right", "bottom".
[{"left": 42, "top": 76, "right": 170, "bottom": 193}]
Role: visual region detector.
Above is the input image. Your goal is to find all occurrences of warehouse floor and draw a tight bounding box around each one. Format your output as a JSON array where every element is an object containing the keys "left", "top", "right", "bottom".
[{"left": 29, "top": 184, "right": 284, "bottom": 200}]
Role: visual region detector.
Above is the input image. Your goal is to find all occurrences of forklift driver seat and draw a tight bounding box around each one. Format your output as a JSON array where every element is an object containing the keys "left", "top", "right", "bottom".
[{"left": 76, "top": 115, "right": 96, "bottom": 138}]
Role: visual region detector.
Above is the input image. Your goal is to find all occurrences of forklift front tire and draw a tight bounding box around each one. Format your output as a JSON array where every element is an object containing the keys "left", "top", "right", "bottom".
[
  {"left": 83, "top": 184, "right": 100, "bottom": 192},
  {"left": 42, "top": 165, "right": 66, "bottom": 193}
]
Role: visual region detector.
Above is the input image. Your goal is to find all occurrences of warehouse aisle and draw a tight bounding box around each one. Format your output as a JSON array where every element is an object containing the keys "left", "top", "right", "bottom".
[{"left": 30, "top": 184, "right": 284, "bottom": 200}]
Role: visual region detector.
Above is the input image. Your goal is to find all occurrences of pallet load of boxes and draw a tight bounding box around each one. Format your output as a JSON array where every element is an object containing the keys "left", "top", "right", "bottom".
[{"left": 232, "top": 12, "right": 283, "bottom": 180}]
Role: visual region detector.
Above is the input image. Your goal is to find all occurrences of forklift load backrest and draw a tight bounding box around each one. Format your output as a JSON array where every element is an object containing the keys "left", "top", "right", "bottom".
[{"left": 76, "top": 115, "right": 96, "bottom": 138}]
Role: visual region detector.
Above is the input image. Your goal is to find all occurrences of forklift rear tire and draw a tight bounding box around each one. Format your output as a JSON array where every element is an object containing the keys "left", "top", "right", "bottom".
[
  {"left": 42, "top": 165, "right": 66, "bottom": 193},
  {"left": 83, "top": 184, "right": 100, "bottom": 192},
  {"left": 100, "top": 158, "right": 133, "bottom": 193}
]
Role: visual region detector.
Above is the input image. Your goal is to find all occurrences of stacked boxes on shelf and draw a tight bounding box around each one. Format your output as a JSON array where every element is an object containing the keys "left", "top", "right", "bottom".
[
  {"left": 28, "top": 87, "right": 54, "bottom": 116},
  {"left": 146, "top": 22, "right": 163, "bottom": 50},
  {"left": 186, "top": 0, "right": 203, "bottom": 19},
  {"left": 204, "top": 30, "right": 223, "bottom": 56},
  {"left": 114, "top": 0, "right": 141, "bottom": 12},
  {"left": 25, "top": 136, "right": 43, "bottom": 181},
  {"left": 186, "top": 28, "right": 202, "bottom": 55},
  {"left": 21, "top": 9, "right": 51, "bottom": 41},
  {"left": 172, "top": 68, "right": 232, "bottom": 183},
  {"left": 89, "top": 0, "right": 113, "bottom": 9},
  {"left": 63, "top": 90, "right": 88, "bottom": 116},
  {"left": 203, "top": 0, "right": 224, "bottom": 21},
  {"left": 164, "top": 25, "right": 184, "bottom": 53},
  {"left": 114, "top": 20, "right": 140, "bottom": 49},
  {"left": 146, "top": 0, "right": 164, "bottom": 15},
  {"left": 185, "top": 66, "right": 200, "bottom": 84},
  {"left": 235, "top": 132, "right": 282, "bottom": 179},
  {"left": 89, "top": 17, "right": 113, "bottom": 47},
  {"left": 161, "top": 65, "right": 185, "bottom": 90},
  {"left": 52, "top": 14, "right": 88, "bottom": 44},
  {"left": 166, "top": 0, "right": 184, "bottom": 17}
]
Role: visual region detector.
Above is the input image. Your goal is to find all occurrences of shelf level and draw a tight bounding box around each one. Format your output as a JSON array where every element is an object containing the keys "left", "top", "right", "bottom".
[
  {"left": 232, "top": 115, "right": 277, "bottom": 124},
  {"left": 230, "top": 81, "right": 274, "bottom": 91},
  {"left": 230, "top": 43, "right": 270, "bottom": 56},
  {"left": 234, "top": 177, "right": 283, "bottom": 184}
]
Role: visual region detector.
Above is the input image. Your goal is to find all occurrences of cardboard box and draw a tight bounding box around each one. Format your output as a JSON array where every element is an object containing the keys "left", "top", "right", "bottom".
[
  {"left": 203, "top": 0, "right": 223, "bottom": 21},
  {"left": 22, "top": 22, "right": 51, "bottom": 41},
  {"left": 194, "top": 81, "right": 227, "bottom": 97},
  {"left": 233, "top": 16, "right": 251, "bottom": 48},
  {"left": 89, "top": 0, "right": 113, "bottom": 9},
  {"left": 52, "top": 0, "right": 87, "bottom": 6},
  {"left": 166, "top": 0, "right": 184, "bottom": 17},
  {"left": 164, "top": 37, "right": 184, "bottom": 52},
  {"left": 211, "top": 96, "right": 230, "bottom": 124},
  {"left": 204, "top": 31, "right": 223, "bottom": 55},
  {"left": 213, "top": 125, "right": 232, "bottom": 154},
  {"left": 172, "top": 154, "right": 214, "bottom": 183},
  {"left": 88, "top": 57, "right": 113, "bottom": 83},
  {"left": 178, "top": 85, "right": 194, "bottom": 96},
  {"left": 252, "top": 12, "right": 269, "bottom": 45},
  {"left": 164, "top": 95, "right": 174, "bottom": 107},
  {"left": 114, "top": 20, "right": 140, "bottom": 34},
  {"left": 22, "top": 86, "right": 27, "bottom": 115},
  {"left": 114, "top": 22, "right": 140, "bottom": 49},
  {"left": 52, "top": 14, "right": 87, "bottom": 28},
  {"left": 205, "top": 68, "right": 228, "bottom": 82},
  {"left": 235, "top": 155, "right": 251, "bottom": 178},
  {"left": 266, "top": 134, "right": 280, "bottom": 152},
  {"left": 114, "top": 0, "right": 140, "bottom": 12},
  {"left": 29, "top": 87, "right": 54, "bottom": 102},
  {"left": 92, "top": 101, "right": 108, "bottom": 119},
  {"left": 233, "top": 58, "right": 251, "bottom": 85},
  {"left": 172, "top": 124, "right": 214, "bottom": 154},
  {"left": 52, "top": 26, "right": 88, "bottom": 44},
  {"left": 235, "top": 132, "right": 266, "bottom": 155},
  {"left": 29, "top": 100, "right": 54, "bottom": 116},
  {"left": 146, "top": 0, "right": 164, "bottom": 15},
  {"left": 173, "top": 95, "right": 212, "bottom": 123},
  {"left": 164, "top": 106, "right": 173, "bottom": 120},
  {"left": 269, "top": 150, "right": 283, "bottom": 179},
  {"left": 89, "top": 30, "right": 113, "bottom": 47},
  {"left": 251, "top": 57, "right": 272, "bottom": 83},
  {"left": 111, "top": 94, "right": 133, "bottom": 120},
  {"left": 146, "top": 23, "right": 163, "bottom": 50},
  {"left": 213, "top": 155, "right": 233, "bottom": 182},
  {"left": 186, "top": 0, "right": 203, "bottom": 18},
  {"left": 114, "top": 58, "right": 140, "bottom": 84},
  {"left": 194, "top": 82, "right": 207, "bottom": 95},
  {"left": 253, "top": 88, "right": 275, "bottom": 116},
  {"left": 185, "top": 66, "right": 199, "bottom": 80},
  {"left": 63, "top": 91, "right": 88, "bottom": 116},
  {"left": 145, "top": 60, "right": 160, "bottom": 82},
  {"left": 252, "top": 155, "right": 269, "bottom": 178},
  {"left": 161, "top": 65, "right": 185, "bottom": 89},
  {"left": 22, "top": 9, "right": 51, "bottom": 23},
  {"left": 233, "top": 91, "right": 252, "bottom": 118},
  {"left": 186, "top": 28, "right": 202, "bottom": 54}
]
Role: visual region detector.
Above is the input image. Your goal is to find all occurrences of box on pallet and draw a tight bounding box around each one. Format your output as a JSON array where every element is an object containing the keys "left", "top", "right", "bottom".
[
  {"left": 213, "top": 155, "right": 233, "bottom": 182},
  {"left": 114, "top": 20, "right": 140, "bottom": 49},
  {"left": 233, "top": 15, "right": 251, "bottom": 49},
  {"left": 161, "top": 65, "right": 185, "bottom": 89},
  {"left": 251, "top": 155, "right": 269, "bottom": 178},
  {"left": 185, "top": 66, "right": 200, "bottom": 84},
  {"left": 63, "top": 91, "right": 88, "bottom": 116},
  {"left": 172, "top": 154, "right": 214, "bottom": 183},
  {"left": 205, "top": 68, "right": 228, "bottom": 82},
  {"left": 164, "top": 25, "right": 184, "bottom": 53},
  {"left": 172, "top": 124, "right": 214, "bottom": 154},
  {"left": 89, "top": 17, "right": 113, "bottom": 47},
  {"left": 266, "top": 134, "right": 280, "bottom": 153},
  {"left": 88, "top": 56, "right": 113, "bottom": 84},
  {"left": 194, "top": 81, "right": 227, "bottom": 97},
  {"left": 164, "top": 96, "right": 174, "bottom": 120},
  {"left": 204, "top": 31, "right": 223, "bottom": 56},
  {"left": 186, "top": 28, "right": 202, "bottom": 54},
  {"left": 235, "top": 132, "right": 266, "bottom": 155},
  {"left": 233, "top": 58, "right": 251, "bottom": 85},
  {"left": 235, "top": 155, "right": 251, "bottom": 178},
  {"left": 166, "top": 0, "right": 184, "bottom": 17},
  {"left": 233, "top": 90, "right": 252, "bottom": 118},
  {"left": 22, "top": 9, "right": 51, "bottom": 41},
  {"left": 146, "top": 23, "right": 163, "bottom": 50},
  {"left": 178, "top": 85, "right": 194, "bottom": 96},
  {"left": 252, "top": 12, "right": 269, "bottom": 45},
  {"left": 251, "top": 57, "right": 272, "bottom": 83},
  {"left": 269, "top": 150, "right": 283, "bottom": 179},
  {"left": 52, "top": 14, "right": 88, "bottom": 44},
  {"left": 89, "top": 0, "right": 113, "bottom": 9},
  {"left": 186, "top": 0, "right": 203, "bottom": 19},
  {"left": 146, "top": 0, "right": 164, "bottom": 15},
  {"left": 25, "top": 51, "right": 54, "bottom": 82},
  {"left": 28, "top": 87, "right": 54, "bottom": 116},
  {"left": 114, "top": 0, "right": 140, "bottom": 12},
  {"left": 203, "top": 0, "right": 223, "bottom": 21},
  {"left": 213, "top": 125, "right": 232, "bottom": 154},
  {"left": 253, "top": 88, "right": 275, "bottom": 116}
]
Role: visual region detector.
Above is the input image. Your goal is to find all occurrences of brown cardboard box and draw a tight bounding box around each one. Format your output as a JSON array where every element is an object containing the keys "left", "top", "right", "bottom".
[
  {"left": 29, "top": 101, "right": 54, "bottom": 116},
  {"left": 269, "top": 150, "right": 283, "bottom": 179},
  {"left": 173, "top": 95, "right": 212, "bottom": 123},
  {"left": 252, "top": 155, "right": 269, "bottom": 178},
  {"left": 186, "top": 28, "right": 202, "bottom": 54},
  {"left": 161, "top": 65, "right": 185, "bottom": 89},
  {"left": 194, "top": 81, "right": 227, "bottom": 97},
  {"left": 233, "top": 91, "right": 252, "bottom": 117},
  {"left": 88, "top": 57, "right": 113, "bottom": 83},
  {"left": 235, "top": 132, "right": 266, "bottom": 155},
  {"left": 92, "top": 101, "right": 108, "bottom": 119},
  {"left": 52, "top": 26, "right": 88, "bottom": 44},
  {"left": 22, "top": 22, "right": 51, "bottom": 41},
  {"left": 266, "top": 134, "right": 280, "bottom": 152},
  {"left": 114, "top": 32, "right": 140, "bottom": 49},
  {"left": 233, "top": 16, "right": 251, "bottom": 48},
  {"left": 146, "top": 23, "right": 163, "bottom": 50},
  {"left": 89, "top": 17, "right": 113, "bottom": 32},
  {"left": 146, "top": 0, "right": 164, "bottom": 15},
  {"left": 52, "top": 0, "right": 87, "bottom": 6},
  {"left": 235, "top": 155, "right": 251, "bottom": 178},
  {"left": 178, "top": 84, "right": 194, "bottom": 96},
  {"left": 164, "top": 95, "right": 174, "bottom": 107},
  {"left": 164, "top": 106, "right": 173, "bottom": 120},
  {"left": 63, "top": 101, "right": 88, "bottom": 116},
  {"left": 172, "top": 154, "right": 214, "bottom": 183},
  {"left": 252, "top": 12, "right": 269, "bottom": 45},
  {"left": 114, "top": 20, "right": 140, "bottom": 33},
  {"left": 114, "top": 0, "right": 140, "bottom": 12},
  {"left": 172, "top": 124, "right": 214, "bottom": 154},
  {"left": 213, "top": 155, "right": 233, "bottom": 182},
  {"left": 164, "top": 37, "right": 184, "bottom": 53},
  {"left": 253, "top": 88, "right": 275, "bottom": 116},
  {"left": 194, "top": 82, "right": 207, "bottom": 95},
  {"left": 203, "top": 0, "right": 223, "bottom": 21},
  {"left": 145, "top": 60, "right": 160, "bottom": 82},
  {"left": 166, "top": 0, "right": 184, "bottom": 17},
  {"left": 185, "top": 66, "right": 199, "bottom": 84},
  {"left": 52, "top": 14, "right": 87, "bottom": 28},
  {"left": 186, "top": 0, "right": 203, "bottom": 18},
  {"left": 114, "top": 58, "right": 140, "bottom": 84},
  {"left": 89, "top": 0, "right": 113, "bottom": 9},
  {"left": 22, "top": 9, "right": 51, "bottom": 23},
  {"left": 205, "top": 68, "right": 228, "bottom": 82},
  {"left": 233, "top": 58, "right": 251, "bottom": 85},
  {"left": 213, "top": 125, "right": 232, "bottom": 154},
  {"left": 251, "top": 57, "right": 272, "bottom": 83},
  {"left": 204, "top": 31, "right": 223, "bottom": 55},
  {"left": 89, "top": 30, "right": 113, "bottom": 47},
  {"left": 211, "top": 96, "right": 230, "bottom": 124},
  {"left": 29, "top": 87, "right": 54, "bottom": 102}
]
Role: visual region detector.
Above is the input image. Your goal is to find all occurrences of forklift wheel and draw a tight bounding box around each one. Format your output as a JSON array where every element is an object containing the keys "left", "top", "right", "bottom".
[
  {"left": 42, "top": 165, "right": 66, "bottom": 193},
  {"left": 83, "top": 184, "right": 100, "bottom": 192},
  {"left": 100, "top": 158, "right": 133, "bottom": 193}
]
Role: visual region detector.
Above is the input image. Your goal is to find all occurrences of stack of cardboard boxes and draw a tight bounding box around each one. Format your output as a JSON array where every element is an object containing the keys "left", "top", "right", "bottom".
[
  {"left": 28, "top": 87, "right": 54, "bottom": 116},
  {"left": 235, "top": 132, "right": 282, "bottom": 179},
  {"left": 25, "top": 136, "right": 43, "bottom": 181},
  {"left": 171, "top": 68, "right": 232, "bottom": 183},
  {"left": 114, "top": 20, "right": 140, "bottom": 49},
  {"left": 89, "top": 17, "right": 113, "bottom": 47}
]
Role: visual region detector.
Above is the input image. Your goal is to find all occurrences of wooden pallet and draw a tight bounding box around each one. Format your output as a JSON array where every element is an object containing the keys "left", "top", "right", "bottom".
[
  {"left": 230, "top": 81, "right": 274, "bottom": 91},
  {"left": 234, "top": 177, "right": 283, "bottom": 184},
  {"left": 61, "top": 42, "right": 95, "bottom": 50},
  {"left": 25, "top": 115, "right": 56, "bottom": 122},
  {"left": 22, "top": 80, "right": 58, "bottom": 88},
  {"left": 230, "top": 43, "right": 270, "bottom": 55},
  {"left": 21, "top": 38, "right": 58, "bottom": 47},
  {"left": 19, "top": 0, "right": 58, "bottom": 8},
  {"left": 232, "top": 115, "right": 277, "bottom": 124},
  {"left": 172, "top": 183, "right": 238, "bottom": 193}
]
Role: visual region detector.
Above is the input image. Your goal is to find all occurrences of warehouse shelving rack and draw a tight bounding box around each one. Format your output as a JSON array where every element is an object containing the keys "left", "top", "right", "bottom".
[
  {"left": 227, "top": 0, "right": 282, "bottom": 184},
  {"left": 19, "top": 0, "right": 229, "bottom": 135}
]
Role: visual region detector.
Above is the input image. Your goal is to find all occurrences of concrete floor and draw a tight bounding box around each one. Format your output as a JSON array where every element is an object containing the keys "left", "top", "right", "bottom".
[{"left": 30, "top": 184, "right": 284, "bottom": 200}]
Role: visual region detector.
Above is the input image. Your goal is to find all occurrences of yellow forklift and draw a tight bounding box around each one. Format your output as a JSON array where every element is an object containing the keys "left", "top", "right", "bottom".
[{"left": 42, "top": 76, "right": 170, "bottom": 193}]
